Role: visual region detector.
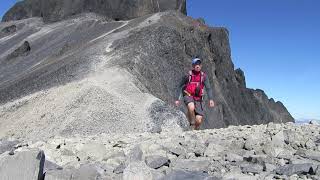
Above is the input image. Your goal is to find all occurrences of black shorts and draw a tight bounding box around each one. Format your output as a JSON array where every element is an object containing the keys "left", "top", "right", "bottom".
[{"left": 183, "top": 96, "right": 204, "bottom": 116}]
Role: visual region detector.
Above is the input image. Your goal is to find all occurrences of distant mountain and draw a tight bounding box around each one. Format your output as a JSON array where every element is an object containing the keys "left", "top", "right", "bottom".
[{"left": 295, "top": 118, "right": 320, "bottom": 124}]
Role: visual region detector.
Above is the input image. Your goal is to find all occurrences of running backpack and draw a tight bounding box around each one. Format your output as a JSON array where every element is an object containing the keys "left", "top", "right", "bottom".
[{"left": 184, "top": 70, "right": 205, "bottom": 100}]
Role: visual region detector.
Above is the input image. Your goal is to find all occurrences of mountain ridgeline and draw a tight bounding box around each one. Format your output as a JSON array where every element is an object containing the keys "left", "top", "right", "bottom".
[
  {"left": 0, "top": 0, "right": 293, "bottom": 140},
  {"left": 2, "top": 0, "right": 187, "bottom": 22}
]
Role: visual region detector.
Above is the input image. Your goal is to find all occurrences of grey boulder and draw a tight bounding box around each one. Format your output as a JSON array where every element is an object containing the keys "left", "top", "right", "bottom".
[
  {"left": 274, "top": 163, "right": 315, "bottom": 176},
  {"left": 240, "top": 163, "right": 264, "bottom": 174},
  {"left": 0, "top": 139, "right": 20, "bottom": 155},
  {"left": 123, "top": 161, "right": 161, "bottom": 180},
  {"left": 44, "top": 160, "right": 63, "bottom": 172},
  {"left": 161, "top": 170, "right": 219, "bottom": 180},
  {"left": 145, "top": 155, "right": 170, "bottom": 169},
  {"left": 45, "top": 169, "right": 73, "bottom": 180},
  {"left": 171, "top": 158, "right": 211, "bottom": 172},
  {"left": 6, "top": 41, "right": 31, "bottom": 60},
  {"left": 127, "top": 145, "right": 143, "bottom": 162},
  {"left": 0, "top": 149, "right": 45, "bottom": 180},
  {"left": 225, "top": 153, "right": 243, "bottom": 162},
  {"left": 0, "top": 24, "right": 17, "bottom": 38},
  {"left": 45, "top": 164, "right": 101, "bottom": 180}
]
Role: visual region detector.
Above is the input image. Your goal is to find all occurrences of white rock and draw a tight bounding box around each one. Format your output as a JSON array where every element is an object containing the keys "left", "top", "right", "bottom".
[
  {"left": 225, "top": 153, "right": 243, "bottom": 162},
  {"left": 204, "top": 143, "right": 225, "bottom": 157},
  {"left": 305, "top": 139, "right": 316, "bottom": 149},
  {"left": 123, "top": 161, "right": 154, "bottom": 180},
  {"left": 78, "top": 142, "right": 107, "bottom": 161},
  {"left": 223, "top": 172, "right": 258, "bottom": 180}
]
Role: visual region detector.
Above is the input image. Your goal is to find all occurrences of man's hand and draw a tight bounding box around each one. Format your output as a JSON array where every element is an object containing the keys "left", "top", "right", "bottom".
[
  {"left": 175, "top": 100, "right": 180, "bottom": 107},
  {"left": 209, "top": 100, "right": 215, "bottom": 108}
]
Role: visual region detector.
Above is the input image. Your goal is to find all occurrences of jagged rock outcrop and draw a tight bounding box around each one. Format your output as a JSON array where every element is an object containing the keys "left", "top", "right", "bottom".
[
  {"left": 0, "top": 24, "right": 17, "bottom": 39},
  {"left": 6, "top": 40, "right": 31, "bottom": 60},
  {"left": 2, "top": 0, "right": 187, "bottom": 22},
  {"left": 0, "top": 0, "right": 293, "bottom": 141},
  {"left": 107, "top": 13, "right": 294, "bottom": 127}
]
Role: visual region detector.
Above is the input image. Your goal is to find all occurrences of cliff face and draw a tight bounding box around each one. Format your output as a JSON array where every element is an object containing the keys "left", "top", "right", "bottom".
[
  {"left": 2, "top": 0, "right": 187, "bottom": 22},
  {"left": 108, "top": 14, "right": 294, "bottom": 127},
  {"left": 0, "top": 0, "right": 293, "bottom": 140}
]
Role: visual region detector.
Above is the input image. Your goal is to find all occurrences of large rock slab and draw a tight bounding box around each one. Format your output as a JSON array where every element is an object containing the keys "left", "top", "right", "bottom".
[
  {"left": 0, "top": 139, "right": 20, "bottom": 155},
  {"left": 45, "top": 164, "right": 101, "bottom": 180},
  {"left": 44, "top": 160, "right": 63, "bottom": 172},
  {"left": 127, "top": 145, "right": 143, "bottom": 162},
  {"left": 77, "top": 142, "right": 107, "bottom": 161},
  {"left": 274, "top": 163, "right": 316, "bottom": 176},
  {"left": 2, "top": 0, "right": 187, "bottom": 22},
  {"left": 145, "top": 155, "right": 170, "bottom": 169},
  {"left": 225, "top": 153, "right": 243, "bottom": 162},
  {"left": 171, "top": 158, "right": 211, "bottom": 172},
  {"left": 0, "top": 149, "right": 45, "bottom": 180},
  {"left": 161, "top": 170, "right": 219, "bottom": 180},
  {"left": 240, "top": 163, "right": 264, "bottom": 174},
  {"left": 300, "top": 150, "right": 320, "bottom": 162},
  {"left": 123, "top": 161, "right": 163, "bottom": 180},
  {"left": 45, "top": 169, "right": 73, "bottom": 180}
]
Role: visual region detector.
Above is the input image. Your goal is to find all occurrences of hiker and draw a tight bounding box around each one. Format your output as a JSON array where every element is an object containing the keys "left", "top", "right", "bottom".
[{"left": 175, "top": 58, "right": 215, "bottom": 130}]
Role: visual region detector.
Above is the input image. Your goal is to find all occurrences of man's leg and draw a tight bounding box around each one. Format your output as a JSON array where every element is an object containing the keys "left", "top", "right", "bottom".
[
  {"left": 187, "top": 102, "right": 196, "bottom": 130},
  {"left": 194, "top": 100, "right": 204, "bottom": 130},
  {"left": 195, "top": 115, "right": 204, "bottom": 130}
]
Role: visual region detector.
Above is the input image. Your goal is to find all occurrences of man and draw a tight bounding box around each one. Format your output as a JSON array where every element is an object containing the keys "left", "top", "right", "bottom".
[{"left": 175, "top": 58, "right": 215, "bottom": 130}]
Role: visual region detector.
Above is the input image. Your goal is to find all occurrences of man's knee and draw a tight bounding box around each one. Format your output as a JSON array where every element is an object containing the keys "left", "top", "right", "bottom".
[
  {"left": 187, "top": 102, "right": 195, "bottom": 112},
  {"left": 195, "top": 116, "right": 203, "bottom": 124}
]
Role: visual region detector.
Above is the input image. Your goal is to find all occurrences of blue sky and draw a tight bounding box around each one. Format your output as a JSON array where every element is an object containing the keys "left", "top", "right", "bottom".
[
  {"left": 0, "top": 0, "right": 16, "bottom": 21},
  {"left": 0, "top": 0, "right": 319, "bottom": 120},
  {"left": 187, "top": 0, "right": 320, "bottom": 120}
]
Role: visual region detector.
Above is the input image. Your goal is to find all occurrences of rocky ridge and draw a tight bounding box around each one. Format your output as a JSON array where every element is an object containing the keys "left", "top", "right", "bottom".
[
  {"left": 0, "top": 10, "right": 293, "bottom": 140},
  {"left": 0, "top": 123, "right": 319, "bottom": 179},
  {"left": 2, "top": 0, "right": 187, "bottom": 22}
]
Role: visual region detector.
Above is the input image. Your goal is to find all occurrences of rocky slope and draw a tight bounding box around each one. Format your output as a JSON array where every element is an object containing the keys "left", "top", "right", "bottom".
[
  {"left": 0, "top": 123, "right": 319, "bottom": 179},
  {"left": 0, "top": 13, "right": 191, "bottom": 140},
  {"left": 0, "top": 0, "right": 294, "bottom": 140}
]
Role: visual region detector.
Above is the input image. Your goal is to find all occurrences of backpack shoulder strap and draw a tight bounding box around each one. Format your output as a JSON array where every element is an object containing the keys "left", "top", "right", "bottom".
[
  {"left": 200, "top": 71, "right": 205, "bottom": 85},
  {"left": 188, "top": 70, "right": 192, "bottom": 83}
]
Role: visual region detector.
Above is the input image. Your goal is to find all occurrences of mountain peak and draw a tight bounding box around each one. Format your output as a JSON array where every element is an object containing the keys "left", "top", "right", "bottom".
[{"left": 2, "top": 0, "right": 187, "bottom": 23}]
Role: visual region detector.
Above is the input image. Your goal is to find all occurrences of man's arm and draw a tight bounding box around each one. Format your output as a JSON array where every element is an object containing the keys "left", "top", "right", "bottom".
[
  {"left": 204, "top": 75, "right": 214, "bottom": 100},
  {"left": 203, "top": 75, "right": 215, "bottom": 107},
  {"left": 176, "top": 75, "right": 188, "bottom": 100}
]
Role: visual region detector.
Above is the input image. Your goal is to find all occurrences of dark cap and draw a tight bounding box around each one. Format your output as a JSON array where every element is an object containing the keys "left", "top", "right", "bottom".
[{"left": 192, "top": 58, "right": 201, "bottom": 65}]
